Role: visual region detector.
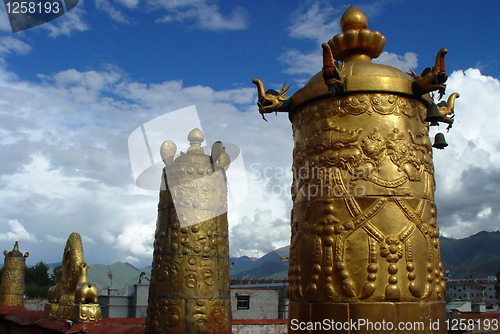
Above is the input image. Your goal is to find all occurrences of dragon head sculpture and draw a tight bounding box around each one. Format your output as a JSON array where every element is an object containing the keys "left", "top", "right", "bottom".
[
  {"left": 408, "top": 48, "right": 448, "bottom": 99},
  {"left": 252, "top": 78, "right": 291, "bottom": 121}
]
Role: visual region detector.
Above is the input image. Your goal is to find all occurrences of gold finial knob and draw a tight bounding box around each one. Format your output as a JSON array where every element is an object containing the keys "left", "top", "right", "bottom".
[
  {"left": 188, "top": 128, "right": 204, "bottom": 145},
  {"left": 4, "top": 241, "right": 26, "bottom": 258},
  {"left": 340, "top": 6, "right": 367, "bottom": 32},
  {"left": 186, "top": 128, "right": 205, "bottom": 154},
  {"left": 329, "top": 6, "right": 385, "bottom": 62}
]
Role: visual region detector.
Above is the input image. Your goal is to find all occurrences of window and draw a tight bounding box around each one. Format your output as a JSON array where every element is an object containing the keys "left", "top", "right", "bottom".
[{"left": 237, "top": 296, "right": 250, "bottom": 310}]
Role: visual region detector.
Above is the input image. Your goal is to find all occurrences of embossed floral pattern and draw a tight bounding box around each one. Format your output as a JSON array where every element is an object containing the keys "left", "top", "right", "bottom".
[{"left": 380, "top": 237, "right": 403, "bottom": 263}]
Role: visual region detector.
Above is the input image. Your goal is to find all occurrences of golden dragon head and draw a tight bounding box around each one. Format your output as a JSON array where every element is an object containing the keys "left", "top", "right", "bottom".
[
  {"left": 252, "top": 78, "right": 291, "bottom": 121},
  {"left": 408, "top": 48, "right": 448, "bottom": 99}
]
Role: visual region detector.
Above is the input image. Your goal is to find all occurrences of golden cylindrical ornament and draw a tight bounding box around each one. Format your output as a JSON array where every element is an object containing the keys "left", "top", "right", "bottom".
[
  {"left": 288, "top": 93, "right": 446, "bottom": 333},
  {"left": 146, "top": 128, "right": 231, "bottom": 334},
  {"left": 252, "top": 6, "right": 455, "bottom": 333},
  {"left": 0, "top": 241, "right": 29, "bottom": 307}
]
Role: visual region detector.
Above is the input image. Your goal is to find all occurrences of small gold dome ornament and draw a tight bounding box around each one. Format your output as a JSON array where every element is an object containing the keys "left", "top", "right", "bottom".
[
  {"left": 340, "top": 6, "right": 368, "bottom": 31},
  {"left": 253, "top": 6, "right": 458, "bottom": 132},
  {"left": 331, "top": 6, "right": 385, "bottom": 62}
]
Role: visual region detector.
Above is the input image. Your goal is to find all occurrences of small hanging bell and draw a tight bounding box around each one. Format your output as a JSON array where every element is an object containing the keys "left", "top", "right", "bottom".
[
  {"left": 432, "top": 132, "right": 448, "bottom": 149},
  {"left": 425, "top": 103, "right": 442, "bottom": 126}
]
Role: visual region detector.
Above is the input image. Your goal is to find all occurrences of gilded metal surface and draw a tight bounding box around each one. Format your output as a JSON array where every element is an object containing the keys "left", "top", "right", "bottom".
[
  {"left": 75, "top": 263, "right": 98, "bottom": 304},
  {"left": 43, "top": 232, "right": 101, "bottom": 323},
  {"left": 437, "top": 93, "right": 459, "bottom": 127},
  {"left": 330, "top": 6, "right": 386, "bottom": 61},
  {"left": 70, "top": 303, "right": 102, "bottom": 323},
  {"left": 408, "top": 49, "right": 448, "bottom": 98},
  {"left": 252, "top": 6, "right": 455, "bottom": 333},
  {"left": 146, "top": 128, "right": 232, "bottom": 334},
  {"left": 0, "top": 242, "right": 29, "bottom": 307},
  {"left": 252, "top": 78, "right": 292, "bottom": 120},
  {"left": 288, "top": 93, "right": 446, "bottom": 332}
]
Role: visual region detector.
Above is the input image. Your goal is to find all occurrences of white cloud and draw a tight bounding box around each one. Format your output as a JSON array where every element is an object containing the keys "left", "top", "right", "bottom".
[
  {"left": 288, "top": 1, "right": 342, "bottom": 45},
  {"left": 433, "top": 69, "right": 500, "bottom": 238},
  {"left": 230, "top": 209, "right": 290, "bottom": 258},
  {"left": 42, "top": 7, "right": 89, "bottom": 37},
  {"left": 82, "top": 235, "right": 95, "bottom": 244},
  {"left": 125, "top": 255, "right": 139, "bottom": 263},
  {"left": 0, "top": 220, "right": 37, "bottom": 243},
  {"left": 0, "top": 58, "right": 293, "bottom": 266},
  {"left": 115, "top": 0, "right": 140, "bottom": 9},
  {"left": 152, "top": 1, "right": 248, "bottom": 31},
  {"left": 46, "top": 234, "right": 66, "bottom": 244},
  {"left": 373, "top": 51, "right": 418, "bottom": 73},
  {"left": 114, "top": 221, "right": 155, "bottom": 258},
  {"left": 279, "top": 49, "right": 321, "bottom": 76},
  {"left": 94, "top": 0, "right": 130, "bottom": 24},
  {"left": 0, "top": 36, "right": 32, "bottom": 56}
]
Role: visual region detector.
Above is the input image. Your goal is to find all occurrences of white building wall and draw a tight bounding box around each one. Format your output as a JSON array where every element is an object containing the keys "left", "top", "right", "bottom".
[
  {"left": 446, "top": 277, "right": 498, "bottom": 306},
  {"left": 231, "top": 288, "right": 279, "bottom": 320}
]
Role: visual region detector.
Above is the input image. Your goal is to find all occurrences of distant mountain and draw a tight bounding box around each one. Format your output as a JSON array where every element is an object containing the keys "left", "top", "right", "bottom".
[
  {"left": 227, "top": 231, "right": 500, "bottom": 281},
  {"left": 230, "top": 250, "right": 287, "bottom": 278},
  {"left": 86, "top": 262, "right": 151, "bottom": 295},
  {"left": 232, "top": 261, "right": 289, "bottom": 279},
  {"left": 40, "top": 231, "right": 500, "bottom": 292},
  {"left": 440, "top": 230, "right": 500, "bottom": 279}
]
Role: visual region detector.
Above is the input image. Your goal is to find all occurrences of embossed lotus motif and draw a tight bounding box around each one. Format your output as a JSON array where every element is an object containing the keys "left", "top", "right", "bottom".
[{"left": 380, "top": 237, "right": 403, "bottom": 263}]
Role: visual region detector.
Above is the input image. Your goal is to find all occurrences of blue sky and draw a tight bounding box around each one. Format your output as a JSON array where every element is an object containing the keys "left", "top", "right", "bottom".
[{"left": 1, "top": 0, "right": 500, "bottom": 268}]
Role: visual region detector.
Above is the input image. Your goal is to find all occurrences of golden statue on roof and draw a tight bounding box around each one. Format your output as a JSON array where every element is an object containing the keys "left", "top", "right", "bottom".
[
  {"left": 253, "top": 6, "right": 457, "bottom": 333},
  {"left": 0, "top": 242, "right": 29, "bottom": 307},
  {"left": 146, "top": 128, "right": 232, "bottom": 334},
  {"left": 43, "top": 232, "right": 101, "bottom": 323}
]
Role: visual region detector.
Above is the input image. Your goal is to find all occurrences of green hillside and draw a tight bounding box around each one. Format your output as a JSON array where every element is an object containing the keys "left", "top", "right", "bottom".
[
  {"left": 86, "top": 262, "right": 151, "bottom": 294},
  {"left": 440, "top": 231, "right": 500, "bottom": 278}
]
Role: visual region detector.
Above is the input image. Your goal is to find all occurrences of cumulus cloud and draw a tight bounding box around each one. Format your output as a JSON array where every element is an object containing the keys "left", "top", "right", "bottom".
[
  {"left": 230, "top": 209, "right": 290, "bottom": 258},
  {"left": 374, "top": 51, "right": 418, "bottom": 73},
  {"left": 432, "top": 69, "right": 500, "bottom": 238},
  {"left": 94, "top": 0, "right": 130, "bottom": 24},
  {"left": 0, "top": 220, "right": 37, "bottom": 243},
  {"left": 279, "top": 49, "right": 321, "bottom": 76},
  {"left": 114, "top": 223, "right": 155, "bottom": 259},
  {"left": 288, "top": 1, "right": 342, "bottom": 45},
  {"left": 42, "top": 7, "right": 89, "bottom": 37},
  {"left": 0, "top": 36, "right": 32, "bottom": 56},
  {"left": 0, "top": 56, "right": 294, "bottom": 266},
  {"left": 46, "top": 235, "right": 66, "bottom": 244},
  {"left": 148, "top": 0, "right": 248, "bottom": 31},
  {"left": 115, "top": 0, "right": 139, "bottom": 8}
]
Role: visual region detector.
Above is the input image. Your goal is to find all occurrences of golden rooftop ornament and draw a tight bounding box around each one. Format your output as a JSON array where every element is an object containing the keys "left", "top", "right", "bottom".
[
  {"left": 43, "top": 232, "right": 101, "bottom": 323},
  {"left": 0, "top": 241, "right": 29, "bottom": 307},
  {"left": 146, "top": 128, "right": 231, "bottom": 334},
  {"left": 253, "top": 6, "right": 459, "bottom": 333}
]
